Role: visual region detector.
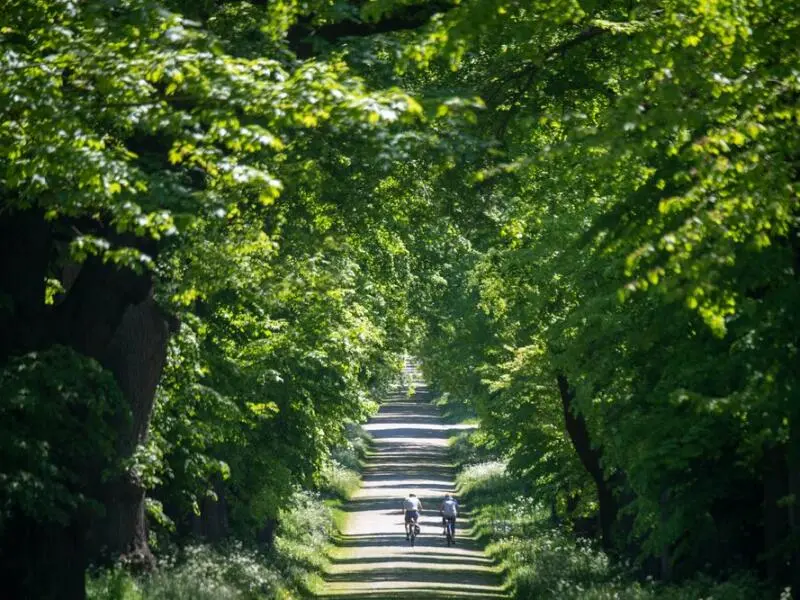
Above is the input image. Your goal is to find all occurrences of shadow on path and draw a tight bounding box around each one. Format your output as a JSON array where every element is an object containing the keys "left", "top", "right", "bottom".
[{"left": 317, "top": 378, "right": 508, "bottom": 599}]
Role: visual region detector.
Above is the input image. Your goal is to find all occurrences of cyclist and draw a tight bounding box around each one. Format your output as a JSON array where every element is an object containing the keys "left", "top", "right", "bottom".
[
  {"left": 402, "top": 493, "right": 423, "bottom": 540},
  {"left": 439, "top": 493, "right": 458, "bottom": 542}
]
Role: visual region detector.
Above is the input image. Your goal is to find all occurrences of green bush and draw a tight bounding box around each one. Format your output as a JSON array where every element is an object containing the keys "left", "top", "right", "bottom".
[
  {"left": 320, "top": 461, "right": 360, "bottom": 500},
  {"left": 330, "top": 422, "right": 371, "bottom": 472},
  {"left": 482, "top": 507, "right": 768, "bottom": 600},
  {"left": 457, "top": 461, "right": 523, "bottom": 504},
  {"left": 434, "top": 391, "right": 478, "bottom": 424},
  {"left": 456, "top": 454, "right": 769, "bottom": 600},
  {"left": 86, "top": 568, "right": 142, "bottom": 600},
  {"left": 0, "top": 346, "right": 124, "bottom": 525},
  {"left": 274, "top": 491, "right": 333, "bottom": 575},
  {"left": 321, "top": 421, "right": 370, "bottom": 500},
  {"left": 88, "top": 544, "right": 284, "bottom": 600},
  {"left": 88, "top": 491, "right": 335, "bottom": 600},
  {"left": 449, "top": 428, "right": 499, "bottom": 469}
]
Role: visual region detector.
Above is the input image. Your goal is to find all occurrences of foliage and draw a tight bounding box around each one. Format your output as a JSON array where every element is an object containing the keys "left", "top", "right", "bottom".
[
  {"left": 489, "top": 530, "right": 767, "bottom": 600},
  {"left": 3, "top": 0, "right": 799, "bottom": 592},
  {"left": 1, "top": 0, "right": 431, "bottom": 592},
  {"left": 320, "top": 421, "right": 372, "bottom": 500},
  {"left": 0, "top": 346, "right": 124, "bottom": 525},
  {"left": 460, "top": 460, "right": 767, "bottom": 600},
  {"left": 456, "top": 461, "right": 519, "bottom": 505},
  {"left": 448, "top": 428, "right": 495, "bottom": 469},
  {"left": 404, "top": 0, "right": 800, "bottom": 584},
  {"left": 87, "top": 490, "right": 334, "bottom": 600},
  {"left": 330, "top": 422, "right": 372, "bottom": 473},
  {"left": 320, "top": 461, "right": 361, "bottom": 501}
]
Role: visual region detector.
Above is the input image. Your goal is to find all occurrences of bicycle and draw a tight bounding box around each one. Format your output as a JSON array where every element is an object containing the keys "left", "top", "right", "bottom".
[
  {"left": 443, "top": 516, "right": 456, "bottom": 546},
  {"left": 406, "top": 519, "right": 420, "bottom": 547}
]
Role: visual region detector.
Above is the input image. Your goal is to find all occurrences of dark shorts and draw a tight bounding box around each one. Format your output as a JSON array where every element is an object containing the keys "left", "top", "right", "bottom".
[{"left": 405, "top": 510, "right": 419, "bottom": 523}]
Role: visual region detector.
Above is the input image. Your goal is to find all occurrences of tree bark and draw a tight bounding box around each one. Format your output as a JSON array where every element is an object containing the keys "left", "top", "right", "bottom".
[
  {"left": 189, "top": 479, "right": 231, "bottom": 542},
  {"left": 557, "top": 373, "right": 618, "bottom": 551},
  {"left": 0, "top": 208, "right": 52, "bottom": 359},
  {"left": 0, "top": 208, "right": 175, "bottom": 595},
  {"left": 762, "top": 443, "right": 789, "bottom": 583},
  {"left": 90, "top": 294, "right": 176, "bottom": 567},
  {"left": 258, "top": 518, "right": 279, "bottom": 550}
]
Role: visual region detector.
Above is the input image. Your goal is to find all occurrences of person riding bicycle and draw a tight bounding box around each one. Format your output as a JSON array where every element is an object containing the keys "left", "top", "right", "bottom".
[
  {"left": 402, "top": 493, "right": 423, "bottom": 540},
  {"left": 439, "top": 493, "right": 458, "bottom": 541}
]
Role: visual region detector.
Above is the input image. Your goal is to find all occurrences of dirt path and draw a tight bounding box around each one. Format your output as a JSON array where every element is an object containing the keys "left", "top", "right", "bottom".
[{"left": 317, "top": 381, "right": 508, "bottom": 599}]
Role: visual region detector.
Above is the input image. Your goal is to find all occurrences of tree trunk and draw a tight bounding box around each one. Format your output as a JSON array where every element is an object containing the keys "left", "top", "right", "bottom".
[
  {"left": 762, "top": 443, "right": 789, "bottom": 583},
  {"left": 557, "top": 373, "right": 618, "bottom": 551},
  {"left": 90, "top": 294, "right": 176, "bottom": 567},
  {"left": 189, "top": 479, "right": 231, "bottom": 542},
  {"left": 0, "top": 518, "right": 88, "bottom": 600},
  {"left": 0, "top": 208, "right": 174, "bottom": 595},
  {"left": 258, "top": 518, "right": 280, "bottom": 550},
  {"left": 0, "top": 208, "right": 52, "bottom": 359}
]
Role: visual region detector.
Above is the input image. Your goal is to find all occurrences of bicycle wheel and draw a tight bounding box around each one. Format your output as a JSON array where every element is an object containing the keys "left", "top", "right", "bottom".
[
  {"left": 410, "top": 523, "right": 416, "bottom": 547},
  {"left": 445, "top": 519, "right": 454, "bottom": 546}
]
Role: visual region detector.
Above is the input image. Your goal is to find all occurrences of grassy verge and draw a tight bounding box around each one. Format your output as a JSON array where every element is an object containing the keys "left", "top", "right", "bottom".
[
  {"left": 434, "top": 391, "right": 480, "bottom": 425},
  {"left": 87, "top": 492, "right": 333, "bottom": 600},
  {"left": 320, "top": 421, "right": 372, "bottom": 502},
  {"left": 452, "top": 440, "right": 770, "bottom": 600},
  {"left": 88, "top": 423, "right": 372, "bottom": 600}
]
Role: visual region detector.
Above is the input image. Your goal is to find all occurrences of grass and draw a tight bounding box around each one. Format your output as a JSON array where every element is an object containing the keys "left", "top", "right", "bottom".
[
  {"left": 450, "top": 434, "right": 770, "bottom": 600},
  {"left": 321, "top": 421, "right": 372, "bottom": 502},
  {"left": 434, "top": 391, "right": 480, "bottom": 425},
  {"left": 320, "top": 461, "right": 361, "bottom": 501},
  {"left": 87, "top": 531, "right": 313, "bottom": 600},
  {"left": 88, "top": 424, "right": 373, "bottom": 600}
]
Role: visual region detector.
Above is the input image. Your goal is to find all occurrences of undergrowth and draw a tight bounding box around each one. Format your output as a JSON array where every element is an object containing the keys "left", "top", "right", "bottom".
[
  {"left": 88, "top": 491, "right": 331, "bottom": 599},
  {"left": 88, "top": 423, "right": 371, "bottom": 600},
  {"left": 453, "top": 447, "right": 772, "bottom": 599},
  {"left": 321, "top": 422, "right": 372, "bottom": 501},
  {"left": 435, "top": 391, "right": 479, "bottom": 424},
  {"left": 330, "top": 422, "right": 372, "bottom": 472}
]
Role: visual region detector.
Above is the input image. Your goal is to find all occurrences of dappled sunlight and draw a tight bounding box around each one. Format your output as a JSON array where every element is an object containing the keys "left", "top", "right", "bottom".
[{"left": 318, "top": 382, "right": 508, "bottom": 599}]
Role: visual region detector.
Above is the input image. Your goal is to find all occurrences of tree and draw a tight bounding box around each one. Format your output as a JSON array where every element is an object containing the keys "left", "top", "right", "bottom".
[{"left": 0, "top": 0, "right": 436, "bottom": 596}]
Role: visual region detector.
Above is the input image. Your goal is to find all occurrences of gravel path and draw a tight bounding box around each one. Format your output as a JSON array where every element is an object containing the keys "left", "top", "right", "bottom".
[{"left": 317, "top": 382, "right": 508, "bottom": 599}]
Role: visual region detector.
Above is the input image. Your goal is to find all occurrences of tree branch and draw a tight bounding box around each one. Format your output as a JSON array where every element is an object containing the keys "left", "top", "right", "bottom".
[
  {"left": 287, "top": 1, "right": 457, "bottom": 58},
  {"left": 488, "top": 25, "right": 610, "bottom": 139}
]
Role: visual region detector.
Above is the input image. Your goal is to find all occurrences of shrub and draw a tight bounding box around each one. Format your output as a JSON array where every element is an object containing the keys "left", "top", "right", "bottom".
[
  {"left": 449, "top": 428, "right": 498, "bottom": 469},
  {"left": 454, "top": 445, "right": 768, "bottom": 600},
  {"left": 485, "top": 515, "right": 767, "bottom": 600},
  {"left": 88, "top": 490, "right": 335, "bottom": 600},
  {"left": 322, "top": 421, "right": 370, "bottom": 500},
  {"left": 320, "top": 461, "right": 360, "bottom": 500},
  {"left": 434, "top": 391, "right": 478, "bottom": 424},
  {"left": 330, "top": 422, "right": 371, "bottom": 471},
  {"left": 457, "top": 460, "right": 522, "bottom": 504},
  {"left": 86, "top": 568, "right": 142, "bottom": 600},
  {"left": 274, "top": 490, "right": 334, "bottom": 575}
]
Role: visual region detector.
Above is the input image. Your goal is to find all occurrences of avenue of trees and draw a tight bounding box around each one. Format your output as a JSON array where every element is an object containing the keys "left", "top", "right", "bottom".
[{"left": 1, "top": 0, "right": 797, "bottom": 597}]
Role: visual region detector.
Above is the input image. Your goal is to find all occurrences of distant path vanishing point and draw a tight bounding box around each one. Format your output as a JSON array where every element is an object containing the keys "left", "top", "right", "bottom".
[{"left": 317, "top": 371, "right": 508, "bottom": 599}]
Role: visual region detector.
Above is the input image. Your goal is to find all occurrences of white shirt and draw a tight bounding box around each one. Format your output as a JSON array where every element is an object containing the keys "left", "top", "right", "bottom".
[{"left": 403, "top": 497, "right": 422, "bottom": 511}]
